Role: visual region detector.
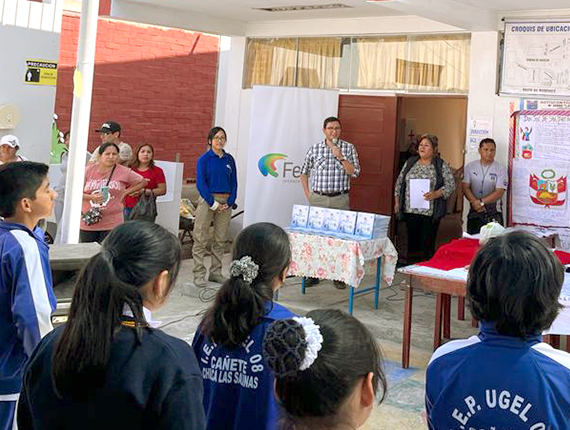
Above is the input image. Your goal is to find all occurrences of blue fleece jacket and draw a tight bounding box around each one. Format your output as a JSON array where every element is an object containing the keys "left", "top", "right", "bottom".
[{"left": 196, "top": 150, "right": 237, "bottom": 207}]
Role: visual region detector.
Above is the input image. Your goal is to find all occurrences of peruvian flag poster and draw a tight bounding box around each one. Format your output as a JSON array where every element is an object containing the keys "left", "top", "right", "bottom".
[{"left": 512, "top": 158, "right": 570, "bottom": 227}]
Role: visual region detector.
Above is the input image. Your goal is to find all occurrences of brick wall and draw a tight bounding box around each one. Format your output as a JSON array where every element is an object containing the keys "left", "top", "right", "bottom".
[{"left": 55, "top": 12, "right": 220, "bottom": 179}]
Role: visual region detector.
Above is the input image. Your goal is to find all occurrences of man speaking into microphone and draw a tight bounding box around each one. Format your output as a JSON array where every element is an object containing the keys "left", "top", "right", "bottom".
[{"left": 300, "top": 116, "right": 361, "bottom": 289}]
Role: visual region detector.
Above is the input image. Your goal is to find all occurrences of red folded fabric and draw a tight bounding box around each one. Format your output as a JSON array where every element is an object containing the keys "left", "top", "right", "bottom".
[
  {"left": 417, "top": 238, "right": 570, "bottom": 270},
  {"left": 554, "top": 250, "right": 570, "bottom": 265},
  {"left": 417, "top": 238, "right": 480, "bottom": 270}
]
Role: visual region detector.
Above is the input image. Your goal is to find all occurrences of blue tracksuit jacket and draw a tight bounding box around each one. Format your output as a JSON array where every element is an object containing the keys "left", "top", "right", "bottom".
[
  {"left": 0, "top": 221, "right": 56, "bottom": 398},
  {"left": 426, "top": 321, "right": 570, "bottom": 430}
]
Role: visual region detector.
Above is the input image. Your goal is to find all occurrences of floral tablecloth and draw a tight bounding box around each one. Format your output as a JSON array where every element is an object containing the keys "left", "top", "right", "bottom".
[{"left": 287, "top": 231, "right": 398, "bottom": 288}]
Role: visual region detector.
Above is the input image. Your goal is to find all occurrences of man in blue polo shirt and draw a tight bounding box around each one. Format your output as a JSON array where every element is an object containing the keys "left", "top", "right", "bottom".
[
  {"left": 192, "top": 127, "right": 238, "bottom": 288},
  {"left": 426, "top": 231, "right": 570, "bottom": 430}
]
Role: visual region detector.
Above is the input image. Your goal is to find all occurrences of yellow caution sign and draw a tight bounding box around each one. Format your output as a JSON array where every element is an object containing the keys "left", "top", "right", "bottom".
[{"left": 24, "top": 59, "right": 58, "bottom": 86}]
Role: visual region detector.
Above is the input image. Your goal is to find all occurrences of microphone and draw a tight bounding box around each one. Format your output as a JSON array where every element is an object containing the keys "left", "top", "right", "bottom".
[{"left": 331, "top": 138, "right": 338, "bottom": 145}]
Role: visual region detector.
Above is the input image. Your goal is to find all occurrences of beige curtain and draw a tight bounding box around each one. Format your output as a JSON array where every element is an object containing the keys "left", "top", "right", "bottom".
[
  {"left": 296, "top": 38, "right": 342, "bottom": 88},
  {"left": 244, "top": 38, "right": 297, "bottom": 88},
  {"left": 271, "top": 41, "right": 297, "bottom": 86},
  {"left": 244, "top": 34, "right": 470, "bottom": 92},
  {"left": 406, "top": 35, "right": 470, "bottom": 92},
  {"left": 353, "top": 37, "right": 407, "bottom": 90}
]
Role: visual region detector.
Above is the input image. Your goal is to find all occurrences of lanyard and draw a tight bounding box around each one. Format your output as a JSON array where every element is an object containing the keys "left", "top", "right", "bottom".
[{"left": 479, "top": 162, "right": 492, "bottom": 198}]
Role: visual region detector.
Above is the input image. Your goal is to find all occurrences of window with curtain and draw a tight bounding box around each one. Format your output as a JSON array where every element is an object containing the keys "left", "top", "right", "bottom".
[
  {"left": 351, "top": 36, "right": 407, "bottom": 90},
  {"left": 405, "top": 34, "right": 470, "bottom": 92},
  {"left": 243, "top": 38, "right": 297, "bottom": 88},
  {"left": 295, "top": 37, "right": 343, "bottom": 88},
  {"left": 243, "top": 34, "right": 471, "bottom": 93}
]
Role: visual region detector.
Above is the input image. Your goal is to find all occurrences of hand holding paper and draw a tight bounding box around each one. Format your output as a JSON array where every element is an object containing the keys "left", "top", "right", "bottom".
[{"left": 423, "top": 190, "right": 440, "bottom": 201}]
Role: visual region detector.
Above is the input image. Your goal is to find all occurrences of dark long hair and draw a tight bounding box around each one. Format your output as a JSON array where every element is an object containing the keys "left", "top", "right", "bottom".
[
  {"left": 52, "top": 221, "right": 181, "bottom": 395},
  {"left": 200, "top": 222, "right": 291, "bottom": 348},
  {"left": 263, "top": 309, "right": 387, "bottom": 429},
  {"left": 131, "top": 143, "right": 155, "bottom": 169}
]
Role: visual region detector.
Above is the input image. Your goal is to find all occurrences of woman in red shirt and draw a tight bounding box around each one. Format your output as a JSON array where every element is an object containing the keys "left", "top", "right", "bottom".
[{"left": 124, "top": 143, "right": 167, "bottom": 220}]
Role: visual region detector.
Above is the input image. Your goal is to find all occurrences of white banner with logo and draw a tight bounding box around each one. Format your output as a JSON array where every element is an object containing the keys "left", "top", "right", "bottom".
[{"left": 244, "top": 86, "right": 339, "bottom": 228}]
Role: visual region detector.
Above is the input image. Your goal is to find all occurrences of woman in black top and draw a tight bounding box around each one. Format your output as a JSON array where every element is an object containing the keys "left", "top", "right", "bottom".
[{"left": 17, "top": 221, "right": 205, "bottom": 430}]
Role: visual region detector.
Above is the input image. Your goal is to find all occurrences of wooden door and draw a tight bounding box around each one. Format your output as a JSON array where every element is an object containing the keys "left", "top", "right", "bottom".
[{"left": 338, "top": 95, "right": 398, "bottom": 215}]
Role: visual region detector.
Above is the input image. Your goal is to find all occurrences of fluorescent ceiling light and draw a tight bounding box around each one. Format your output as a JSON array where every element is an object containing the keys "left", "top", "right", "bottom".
[{"left": 253, "top": 3, "right": 353, "bottom": 12}]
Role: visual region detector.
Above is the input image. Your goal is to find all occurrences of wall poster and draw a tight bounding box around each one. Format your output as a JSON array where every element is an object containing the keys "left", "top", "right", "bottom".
[
  {"left": 510, "top": 110, "right": 570, "bottom": 248},
  {"left": 501, "top": 22, "right": 570, "bottom": 98}
]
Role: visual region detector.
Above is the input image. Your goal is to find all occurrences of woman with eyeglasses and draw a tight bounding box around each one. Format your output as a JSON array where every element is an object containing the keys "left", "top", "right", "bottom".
[{"left": 192, "top": 127, "right": 238, "bottom": 288}]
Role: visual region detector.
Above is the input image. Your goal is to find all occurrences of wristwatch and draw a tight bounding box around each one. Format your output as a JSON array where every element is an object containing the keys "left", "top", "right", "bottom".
[{"left": 480, "top": 200, "right": 485, "bottom": 207}]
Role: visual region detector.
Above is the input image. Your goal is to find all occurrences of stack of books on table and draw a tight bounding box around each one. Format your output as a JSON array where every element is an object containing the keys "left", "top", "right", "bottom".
[{"left": 289, "top": 204, "right": 390, "bottom": 240}]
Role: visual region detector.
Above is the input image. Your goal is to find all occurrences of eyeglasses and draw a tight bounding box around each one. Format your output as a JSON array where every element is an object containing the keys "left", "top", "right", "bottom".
[
  {"left": 325, "top": 127, "right": 341, "bottom": 131},
  {"left": 212, "top": 137, "right": 226, "bottom": 142}
]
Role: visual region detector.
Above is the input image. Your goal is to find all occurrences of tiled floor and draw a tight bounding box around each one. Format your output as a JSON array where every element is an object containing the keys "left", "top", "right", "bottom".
[{"left": 55, "top": 254, "right": 480, "bottom": 429}]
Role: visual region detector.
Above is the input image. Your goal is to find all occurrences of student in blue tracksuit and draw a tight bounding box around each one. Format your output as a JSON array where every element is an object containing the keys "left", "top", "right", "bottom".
[
  {"left": 263, "top": 309, "right": 388, "bottom": 430},
  {"left": 0, "top": 162, "right": 57, "bottom": 430},
  {"left": 426, "top": 231, "right": 570, "bottom": 430},
  {"left": 17, "top": 221, "right": 205, "bottom": 430},
  {"left": 192, "top": 126, "right": 238, "bottom": 287},
  {"left": 192, "top": 222, "right": 294, "bottom": 430}
]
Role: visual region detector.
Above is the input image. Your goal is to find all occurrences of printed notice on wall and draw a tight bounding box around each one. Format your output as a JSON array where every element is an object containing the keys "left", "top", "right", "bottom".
[
  {"left": 467, "top": 117, "right": 492, "bottom": 152},
  {"left": 512, "top": 158, "right": 570, "bottom": 227},
  {"left": 516, "top": 113, "right": 570, "bottom": 161},
  {"left": 523, "top": 99, "right": 570, "bottom": 110},
  {"left": 501, "top": 22, "right": 570, "bottom": 97},
  {"left": 24, "top": 59, "right": 58, "bottom": 86}
]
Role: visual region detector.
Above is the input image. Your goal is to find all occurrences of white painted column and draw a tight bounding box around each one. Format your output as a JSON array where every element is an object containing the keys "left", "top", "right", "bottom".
[
  {"left": 465, "top": 32, "right": 500, "bottom": 163},
  {"left": 60, "top": 0, "right": 100, "bottom": 243},
  {"left": 463, "top": 31, "right": 503, "bottom": 226},
  {"left": 214, "top": 36, "right": 248, "bottom": 235},
  {"left": 215, "top": 36, "right": 246, "bottom": 156}
]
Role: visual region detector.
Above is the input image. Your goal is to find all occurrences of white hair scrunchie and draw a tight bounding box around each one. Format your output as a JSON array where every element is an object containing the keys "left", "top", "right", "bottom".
[
  {"left": 292, "top": 316, "right": 323, "bottom": 371},
  {"left": 229, "top": 255, "right": 259, "bottom": 284}
]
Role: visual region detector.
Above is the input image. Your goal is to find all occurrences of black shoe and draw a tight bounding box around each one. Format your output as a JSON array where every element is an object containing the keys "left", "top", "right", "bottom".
[
  {"left": 304, "top": 277, "right": 320, "bottom": 288},
  {"left": 334, "top": 281, "right": 347, "bottom": 290}
]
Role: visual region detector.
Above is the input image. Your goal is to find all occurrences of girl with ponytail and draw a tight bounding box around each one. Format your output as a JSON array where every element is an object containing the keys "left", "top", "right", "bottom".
[
  {"left": 17, "top": 221, "right": 206, "bottom": 430},
  {"left": 192, "top": 222, "right": 295, "bottom": 430},
  {"left": 263, "top": 309, "right": 387, "bottom": 430}
]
